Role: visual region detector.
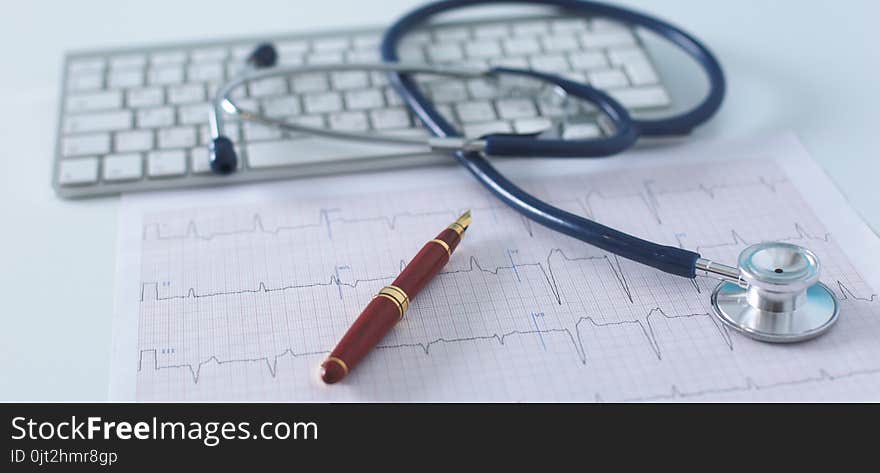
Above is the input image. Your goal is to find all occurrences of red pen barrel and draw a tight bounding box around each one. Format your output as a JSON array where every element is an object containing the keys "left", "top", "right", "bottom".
[{"left": 321, "top": 212, "right": 470, "bottom": 384}]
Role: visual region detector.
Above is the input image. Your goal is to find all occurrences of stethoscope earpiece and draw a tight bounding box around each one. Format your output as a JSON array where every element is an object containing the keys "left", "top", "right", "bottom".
[
  {"left": 247, "top": 43, "right": 278, "bottom": 69},
  {"left": 710, "top": 242, "right": 839, "bottom": 343}
]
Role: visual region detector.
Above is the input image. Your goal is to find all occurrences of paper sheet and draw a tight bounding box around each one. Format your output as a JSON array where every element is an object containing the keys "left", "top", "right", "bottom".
[{"left": 110, "top": 133, "right": 880, "bottom": 401}]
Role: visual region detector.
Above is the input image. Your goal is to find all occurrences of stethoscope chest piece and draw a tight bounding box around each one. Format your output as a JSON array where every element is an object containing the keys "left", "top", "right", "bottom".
[{"left": 710, "top": 242, "right": 839, "bottom": 343}]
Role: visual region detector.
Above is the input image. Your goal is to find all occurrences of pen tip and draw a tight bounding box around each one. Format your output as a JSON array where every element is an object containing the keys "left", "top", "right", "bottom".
[
  {"left": 320, "top": 360, "right": 346, "bottom": 384},
  {"left": 457, "top": 210, "right": 472, "bottom": 231}
]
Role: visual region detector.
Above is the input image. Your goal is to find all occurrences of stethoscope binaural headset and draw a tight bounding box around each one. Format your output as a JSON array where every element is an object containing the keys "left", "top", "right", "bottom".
[{"left": 207, "top": 0, "right": 840, "bottom": 342}]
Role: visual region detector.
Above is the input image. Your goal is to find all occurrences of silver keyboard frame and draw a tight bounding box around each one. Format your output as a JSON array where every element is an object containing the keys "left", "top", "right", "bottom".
[{"left": 54, "top": 14, "right": 666, "bottom": 199}]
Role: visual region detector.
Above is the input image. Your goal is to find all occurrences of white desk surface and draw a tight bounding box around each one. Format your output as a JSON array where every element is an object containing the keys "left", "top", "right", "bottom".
[{"left": 1, "top": 0, "right": 878, "bottom": 401}]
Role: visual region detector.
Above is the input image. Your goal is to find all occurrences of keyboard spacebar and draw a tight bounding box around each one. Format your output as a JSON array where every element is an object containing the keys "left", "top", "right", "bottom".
[{"left": 246, "top": 130, "right": 430, "bottom": 169}]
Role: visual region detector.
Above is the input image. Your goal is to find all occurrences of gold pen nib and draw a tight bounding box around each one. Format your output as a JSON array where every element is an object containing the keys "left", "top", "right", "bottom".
[{"left": 448, "top": 210, "right": 472, "bottom": 235}]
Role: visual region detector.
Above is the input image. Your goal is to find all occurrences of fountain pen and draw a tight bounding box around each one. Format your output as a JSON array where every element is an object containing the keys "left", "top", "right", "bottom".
[{"left": 320, "top": 210, "right": 471, "bottom": 384}]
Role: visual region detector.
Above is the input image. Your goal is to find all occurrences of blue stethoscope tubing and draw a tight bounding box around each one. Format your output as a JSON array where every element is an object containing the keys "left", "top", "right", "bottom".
[{"left": 380, "top": 0, "right": 726, "bottom": 278}]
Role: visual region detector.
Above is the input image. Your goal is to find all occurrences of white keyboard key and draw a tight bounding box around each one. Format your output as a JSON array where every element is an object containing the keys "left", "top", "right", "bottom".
[
  {"left": 248, "top": 78, "right": 287, "bottom": 97},
  {"left": 502, "top": 38, "right": 541, "bottom": 55},
  {"left": 495, "top": 98, "right": 537, "bottom": 119},
  {"left": 66, "top": 91, "right": 122, "bottom": 113},
  {"left": 541, "top": 34, "right": 580, "bottom": 52},
  {"left": 465, "top": 40, "right": 502, "bottom": 59},
  {"left": 67, "top": 72, "right": 103, "bottom": 91},
  {"left": 313, "top": 37, "right": 349, "bottom": 51},
  {"left": 247, "top": 130, "right": 427, "bottom": 168},
  {"left": 328, "top": 111, "right": 368, "bottom": 131},
  {"left": 370, "top": 107, "right": 410, "bottom": 130},
  {"left": 179, "top": 103, "right": 212, "bottom": 125},
  {"left": 306, "top": 51, "right": 343, "bottom": 65},
  {"left": 429, "top": 82, "right": 468, "bottom": 103},
  {"left": 168, "top": 84, "right": 205, "bottom": 104},
  {"left": 303, "top": 92, "right": 342, "bottom": 113},
  {"left": 276, "top": 40, "right": 309, "bottom": 55},
  {"left": 582, "top": 30, "right": 636, "bottom": 48},
  {"left": 455, "top": 101, "right": 496, "bottom": 123},
  {"left": 512, "top": 20, "right": 548, "bottom": 36},
  {"left": 147, "top": 150, "right": 186, "bottom": 177},
  {"left": 398, "top": 46, "right": 425, "bottom": 63},
  {"left": 190, "top": 147, "right": 212, "bottom": 174},
  {"left": 427, "top": 44, "right": 463, "bottom": 63},
  {"left": 562, "top": 122, "right": 601, "bottom": 139},
  {"left": 244, "top": 122, "right": 283, "bottom": 141},
  {"left": 607, "top": 47, "right": 649, "bottom": 66},
  {"left": 107, "top": 69, "right": 143, "bottom": 88},
  {"left": 490, "top": 56, "right": 529, "bottom": 69},
  {"left": 474, "top": 24, "right": 509, "bottom": 39},
  {"left": 190, "top": 47, "right": 227, "bottom": 62},
  {"left": 158, "top": 126, "right": 197, "bottom": 149},
  {"left": 528, "top": 54, "right": 570, "bottom": 72},
  {"left": 609, "top": 86, "right": 671, "bottom": 108},
  {"left": 286, "top": 115, "right": 325, "bottom": 130},
  {"left": 103, "top": 153, "right": 143, "bottom": 181},
  {"left": 262, "top": 96, "right": 301, "bottom": 118},
  {"left": 58, "top": 157, "right": 99, "bottom": 185},
  {"left": 64, "top": 110, "right": 131, "bottom": 133},
  {"left": 127, "top": 88, "right": 164, "bottom": 107},
  {"left": 434, "top": 26, "right": 470, "bottom": 41},
  {"left": 346, "top": 49, "right": 380, "bottom": 63},
  {"left": 463, "top": 121, "right": 513, "bottom": 138},
  {"left": 68, "top": 58, "right": 105, "bottom": 74},
  {"left": 137, "top": 107, "right": 175, "bottom": 128},
  {"left": 62, "top": 133, "right": 110, "bottom": 157},
  {"left": 588, "top": 69, "right": 629, "bottom": 88},
  {"left": 198, "top": 123, "right": 240, "bottom": 144},
  {"left": 115, "top": 129, "right": 153, "bottom": 152},
  {"left": 624, "top": 60, "right": 659, "bottom": 85},
  {"left": 344, "top": 89, "right": 384, "bottom": 110},
  {"left": 591, "top": 18, "right": 629, "bottom": 32},
  {"left": 151, "top": 51, "right": 186, "bottom": 66},
  {"left": 330, "top": 71, "right": 369, "bottom": 90},
  {"left": 291, "top": 73, "right": 328, "bottom": 93},
  {"left": 551, "top": 19, "right": 588, "bottom": 33},
  {"left": 384, "top": 87, "right": 404, "bottom": 106},
  {"left": 467, "top": 79, "right": 498, "bottom": 100},
  {"left": 353, "top": 34, "right": 381, "bottom": 49},
  {"left": 110, "top": 54, "right": 146, "bottom": 70},
  {"left": 148, "top": 66, "right": 184, "bottom": 85},
  {"left": 569, "top": 51, "right": 608, "bottom": 70},
  {"left": 188, "top": 62, "right": 224, "bottom": 82},
  {"left": 513, "top": 117, "right": 553, "bottom": 134}
]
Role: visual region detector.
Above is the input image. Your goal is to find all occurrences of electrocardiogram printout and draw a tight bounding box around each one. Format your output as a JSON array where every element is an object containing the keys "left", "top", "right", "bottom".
[{"left": 111, "top": 134, "right": 880, "bottom": 401}]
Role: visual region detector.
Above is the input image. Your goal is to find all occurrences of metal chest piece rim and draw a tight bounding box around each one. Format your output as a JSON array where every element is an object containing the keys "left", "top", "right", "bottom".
[{"left": 710, "top": 242, "right": 840, "bottom": 343}]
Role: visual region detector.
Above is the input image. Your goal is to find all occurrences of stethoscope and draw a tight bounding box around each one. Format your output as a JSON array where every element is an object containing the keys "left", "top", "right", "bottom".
[{"left": 207, "top": 0, "right": 840, "bottom": 343}]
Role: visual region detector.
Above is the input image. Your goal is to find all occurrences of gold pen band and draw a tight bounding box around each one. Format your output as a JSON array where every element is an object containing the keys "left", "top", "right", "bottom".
[
  {"left": 377, "top": 285, "right": 410, "bottom": 319},
  {"left": 324, "top": 356, "right": 349, "bottom": 375},
  {"left": 430, "top": 238, "right": 451, "bottom": 256}
]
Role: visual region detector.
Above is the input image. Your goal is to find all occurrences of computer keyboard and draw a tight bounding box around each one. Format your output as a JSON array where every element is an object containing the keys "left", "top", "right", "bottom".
[{"left": 54, "top": 14, "right": 672, "bottom": 198}]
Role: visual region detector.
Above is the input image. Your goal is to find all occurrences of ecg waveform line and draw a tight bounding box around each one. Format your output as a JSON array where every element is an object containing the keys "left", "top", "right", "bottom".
[
  {"left": 138, "top": 307, "right": 729, "bottom": 385},
  {"left": 141, "top": 177, "right": 789, "bottom": 242}
]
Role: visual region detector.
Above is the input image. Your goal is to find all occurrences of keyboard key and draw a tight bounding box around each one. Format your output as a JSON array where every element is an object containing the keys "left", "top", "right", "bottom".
[
  {"left": 528, "top": 54, "right": 570, "bottom": 72},
  {"left": 108, "top": 69, "right": 144, "bottom": 88},
  {"left": 151, "top": 51, "right": 186, "bottom": 66},
  {"left": 344, "top": 89, "right": 384, "bottom": 110},
  {"left": 330, "top": 71, "right": 369, "bottom": 90},
  {"left": 313, "top": 37, "right": 349, "bottom": 51},
  {"left": 303, "top": 92, "right": 342, "bottom": 113},
  {"left": 551, "top": 19, "right": 588, "bottom": 33},
  {"left": 608, "top": 86, "right": 671, "bottom": 108},
  {"left": 262, "top": 96, "right": 301, "bottom": 118},
  {"left": 179, "top": 103, "right": 212, "bottom": 125},
  {"left": 502, "top": 38, "right": 541, "bottom": 55},
  {"left": 64, "top": 110, "right": 132, "bottom": 133},
  {"left": 62, "top": 133, "right": 110, "bottom": 157},
  {"left": 463, "top": 121, "right": 513, "bottom": 138},
  {"left": 247, "top": 129, "right": 427, "bottom": 168},
  {"left": 496, "top": 98, "right": 537, "bottom": 119},
  {"left": 66, "top": 91, "right": 122, "bottom": 113},
  {"left": 581, "top": 30, "right": 636, "bottom": 48},
  {"left": 467, "top": 79, "right": 501, "bottom": 99},
  {"left": 433, "top": 26, "right": 470, "bottom": 41},
  {"left": 346, "top": 49, "right": 380, "bottom": 63},
  {"left": 370, "top": 107, "right": 411, "bottom": 130},
  {"left": 67, "top": 72, "right": 103, "bottom": 91},
  {"left": 456, "top": 101, "right": 496, "bottom": 123},
  {"left": 190, "top": 47, "right": 227, "bottom": 62},
  {"left": 514, "top": 117, "right": 553, "bottom": 134},
  {"left": 474, "top": 23, "right": 509, "bottom": 39},
  {"left": 328, "top": 111, "right": 368, "bottom": 131},
  {"left": 103, "top": 153, "right": 143, "bottom": 181},
  {"left": 168, "top": 84, "right": 205, "bottom": 104},
  {"left": 58, "top": 157, "right": 99, "bottom": 185},
  {"left": 290, "top": 73, "right": 328, "bottom": 93},
  {"left": 147, "top": 150, "right": 186, "bottom": 177},
  {"left": 110, "top": 54, "right": 146, "bottom": 69},
  {"left": 428, "top": 82, "right": 468, "bottom": 103},
  {"left": 198, "top": 123, "right": 240, "bottom": 144},
  {"left": 249, "top": 78, "right": 287, "bottom": 97},
  {"left": 512, "top": 20, "right": 548, "bottom": 36},
  {"left": 588, "top": 69, "right": 629, "bottom": 88},
  {"left": 68, "top": 57, "right": 105, "bottom": 73},
  {"left": 623, "top": 60, "right": 659, "bottom": 86},
  {"left": 306, "top": 51, "right": 343, "bottom": 65},
  {"left": 115, "top": 130, "right": 154, "bottom": 152},
  {"left": 569, "top": 51, "right": 608, "bottom": 70},
  {"left": 427, "top": 44, "right": 464, "bottom": 63},
  {"left": 607, "top": 47, "right": 649, "bottom": 66},
  {"left": 541, "top": 34, "right": 580, "bottom": 52},
  {"left": 127, "top": 88, "right": 164, "bottom": 107},
  {"left": 137, "top": 107, "right": 175, "bottom": 128},
  {"left": 188, "top": 62, "right": 224, "bottom": 82},
  {"left": 148, "top": 66, "right": 184, "bottom": 85},
  {"left": 562, "top": 122, "right": 601, "bottom": 139},
  {"left": 465, "top": 40, "right": 502, "bottom": 59},
  {"left": 158, "top": 126, "right": 197, "bottom": 148},
  {"left": 189, "top": 147, "right": 212, "bottom": 174},
  {"left": 244, "top": 122, "right": 283, "bottom": 141}
]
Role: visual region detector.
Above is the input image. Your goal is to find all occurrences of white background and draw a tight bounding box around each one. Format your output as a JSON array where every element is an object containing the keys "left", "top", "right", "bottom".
[{"left": 1, "top": 0, "right": 878, "bottom": 400}]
